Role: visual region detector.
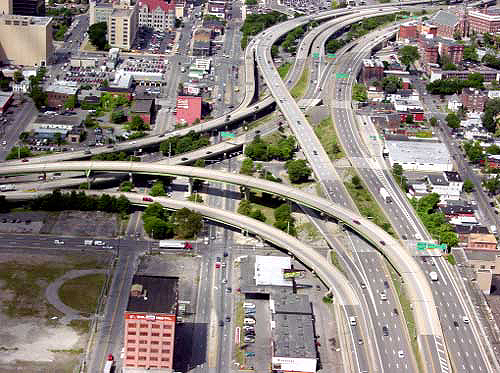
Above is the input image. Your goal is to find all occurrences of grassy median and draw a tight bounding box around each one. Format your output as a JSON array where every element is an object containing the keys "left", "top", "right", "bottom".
[
  {"left": 314, "top": 117, "right": 345, "bottom": 160},
  {"left": 290, "top": 67, "right": 309, "bottom": 99},
  {"left": 344, "top": 170, "right": 395, "bottom": 236},
  {"left": 278, "top": 62, "right": 292, "bottom": 80}
]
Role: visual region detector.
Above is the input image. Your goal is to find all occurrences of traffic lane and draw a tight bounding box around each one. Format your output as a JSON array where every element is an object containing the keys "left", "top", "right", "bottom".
[{"left": 344, "top": 304, "right": 371, "bottom": 373}]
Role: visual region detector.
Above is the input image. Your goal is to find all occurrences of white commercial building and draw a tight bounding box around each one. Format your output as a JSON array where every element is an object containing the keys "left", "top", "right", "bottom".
[
  {"left": 386, "top": 140, "right": 452, "bottom": 172},
  {"left": 255, "top": 255, "right": 292, "bottom": 287}
]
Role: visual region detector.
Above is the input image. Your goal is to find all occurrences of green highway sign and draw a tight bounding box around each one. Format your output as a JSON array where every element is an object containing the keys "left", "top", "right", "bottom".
[
  {"left": 221, "top": 131, "right": 235, "bottom": 139},
  {"left": 416, "top": 242, "right": 447, "bottom": 251},
  {"left": 336, "top": 73, "right": 349, "bottom": 79},
  {"left": 402, "top": 15, "right": 409, "bottom": 18},
  {"left": 313, "top": 52, "right": 320, "bottom": 59},
  {"left": 327, "top": 53, "right": 336, "bottom": 58}
]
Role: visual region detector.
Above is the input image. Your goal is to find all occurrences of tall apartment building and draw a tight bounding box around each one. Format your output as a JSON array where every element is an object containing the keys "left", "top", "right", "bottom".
[
  {"left": 438, "top": 38, "right": 464, "bottom": 64},
  {"left": 0, "top": 14, "right": 53, "bottom": 66},
  {"left": 360, "top": 58, "right": 384, "bottom": 83},
  {"left": 138, "top": 0, "right": 175, "bottom": 32},
  {"left": 123, "top": 275, "right": 179, "bottom": 372},
  {"left": 12, "top": 0, "right": 44, "bottom": 16},
  {"left": 109, "top": 4, "right": 138, "bottom": 50},
  {"left": 89, "top": 0, "right": 138, "bottom": 50}
]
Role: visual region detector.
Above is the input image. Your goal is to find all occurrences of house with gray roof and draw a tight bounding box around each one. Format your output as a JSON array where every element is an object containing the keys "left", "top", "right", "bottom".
[{"left": 431, "top": 10, "right": 461, "bottom": 39}]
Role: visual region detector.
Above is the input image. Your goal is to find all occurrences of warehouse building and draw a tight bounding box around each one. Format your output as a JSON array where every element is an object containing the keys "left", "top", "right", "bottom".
[{"left": 385, "top": 139, "right": 452, "bottom": 172}]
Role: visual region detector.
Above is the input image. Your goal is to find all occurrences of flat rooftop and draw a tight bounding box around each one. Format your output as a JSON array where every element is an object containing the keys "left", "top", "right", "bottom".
[
  {"left": 271, "top": 290, "right": 311, "bottom": 315},
  {"left": 273, "top": 313, "right": 316, "bottom": 359},
  {"left": 255, "top": 255, "right": 292, "bottom": 287},
  {"left": 0, "top": 14, "right": 52, "bottom": 26},
  {"left": 127, "top": 275, "right": 179, "bottom": 315},
  {"left": 386, "top": 140, "right": 451, "bottom": 166}
]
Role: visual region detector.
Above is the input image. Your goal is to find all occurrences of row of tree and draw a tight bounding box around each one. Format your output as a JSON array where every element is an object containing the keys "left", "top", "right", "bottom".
[
  {"left": 425, "top": 73, "right": 484, "bottom": 95},
  {"left": 142, "top": 202, "right": 202, "bottom": 239},
  {"left": 29, "top": 190, "right": 131, "bottom": 214},
  {"left": 244, "top": 135, "right": 296, "bottom": 161},
  {"left": 411, "top": 193, "right": 458, "bottom": 249},
  {"left": 240, "top": 11, "right": 288, "bottom": 49},
  {"left": 159, "top": 131, "right": 210, "bottom": 157}
]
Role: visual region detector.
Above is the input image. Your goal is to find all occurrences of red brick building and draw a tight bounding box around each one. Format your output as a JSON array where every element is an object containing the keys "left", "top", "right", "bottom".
[
  {"left": 123, "top": 275, "right": 179, "bottom": 372},
  {"left": 399, "top": 110, "right": 425, "bottom": 123},
  {"left": 461, "top": 88, "right": 488, "bottom": 112},
  {"left": 418, "top": 22, "right": 438, "bottom": 37},
  {"left": 438, "top": 39, "right": 464, "bottom": 64},
  {"left": 360, "top": 59, "right": 384, "bottom": 83},
  {"left": 430, "top": 10, "right": 460, "bottom": 39},
  {"left": 468, "top": 8, "right": 500, "bottom": 34},
  {"left": 398, "top": 22, "right": 418, "bottom": 40},
  {"left": 129, "top": 95, "right": 156, "bottom": 125},
  {"left": 176, "top": 96, "right": 202, "bottom": 125},
  {"left": 418, "top": 38, "right": 439, "bottom": 65},
  {"left": 468, "top": 233, "right": 498, "bottom": 251}
]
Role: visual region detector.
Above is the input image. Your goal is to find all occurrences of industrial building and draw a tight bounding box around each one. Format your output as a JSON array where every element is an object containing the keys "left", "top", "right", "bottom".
[
  {"left": 176, "top": 96, "right": 201, "bottom": 125},
  {"left": 12, "top": 0, "right": 44, "bottom": 16},
  {"left": 123, "top": 275, "right": 179, "bottom": 372},
  {"left": 385, "top": 139, "right": 452, "bottom": 172},
  {"left": 0, "top": 14, "right": 53, "bottom": 66}
]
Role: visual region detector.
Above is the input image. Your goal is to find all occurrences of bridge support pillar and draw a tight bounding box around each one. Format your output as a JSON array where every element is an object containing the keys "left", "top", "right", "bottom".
[
  {"left": 241, "top": 186, "right": 250, "bottom": 200},
  {"left": 188, "top": 178, "right": 193, "bottom": 195},
  {"left": 128, "top": 172, "right": 133, "bottom": 183}
]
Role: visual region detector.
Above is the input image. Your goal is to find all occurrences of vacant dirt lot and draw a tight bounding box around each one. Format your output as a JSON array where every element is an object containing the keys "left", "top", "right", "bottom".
[
  {"left": 40, "top": 211, "right": 121, "bottom": 237},
  {"left": 0, "top": 251, "right": 111, "bottom": 372}
]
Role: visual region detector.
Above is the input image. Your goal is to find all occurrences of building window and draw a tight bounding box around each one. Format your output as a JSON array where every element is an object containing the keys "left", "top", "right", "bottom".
[
  {"left": 138, "top": 356, "right": 147, "bottom": 361},
  {"left": 161, "top": 349, "right": 170, "bottom": 354},
  {"left": 151, "top": 357, "right": 158, "bottom": 361},
  {"left": 164, "top": 325, "right": 172, "bottom": 329},
  {"left": 140, "top": 332, "right": 148, "bottom": 336},
  {"left": 161, "top": 357, "right": 169, "bottom": 361},
  {"left": 151, "top": 348, "right": 159, "bottom": 353},
  {"left": 127, "top": 347, "right": 135, "bottom": 352},
  {"left": 152, "top": 332, "right": 160, "bottom": 337},
  {"left": 139, "top": 324, "right": 147, "bottom": 330},
  {"left": 163, "top": 333, "right": 171, "bottom": 337},
  {"left": 139, "top": 340, "right": 147, "bottom": 344},
  {"left": 128, "top": 331, "right": 136, "bottom": 335},
  {"left": 128, "top": 323, "right": 137, "bottom": 328},
  {"left": 127, "top": 339, "right": 136, "bottom": 344},
  {"left": 151, "top": 341, "right": 159, "bottom": 345},
  {"left": 139, "top": 348, "right": 147, "bottom": 352}
]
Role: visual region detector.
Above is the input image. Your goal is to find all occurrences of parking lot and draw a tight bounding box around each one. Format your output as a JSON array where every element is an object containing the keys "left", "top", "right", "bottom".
[
  {"left": 132, "top": 27, "right": 176, "bottom": 54},
  {"left": 63, "top": 66, "right": 108, "bottom": 86}
]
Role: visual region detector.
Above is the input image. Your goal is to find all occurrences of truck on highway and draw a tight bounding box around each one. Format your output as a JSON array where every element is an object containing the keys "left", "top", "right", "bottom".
[
  {"left": 103, "top": 354, "right": 114, "bottom": 373},
  {"left": 0, "top": 184, "right": 16, "bottom": 192},
  {"left": 429, "top": 271, "right": 438, "bottom": 281},
  {"left": 491, "top": 225, "right": 497, "bottom": 235},
  {"left": 158, "top": 240, "right": 193, "bottom": 249},
  {"left": 380, "top": 187, "right": 392, "bottom": 203},
  {"left": 84, "top": 240, "right": 93, "bottom": 246}
]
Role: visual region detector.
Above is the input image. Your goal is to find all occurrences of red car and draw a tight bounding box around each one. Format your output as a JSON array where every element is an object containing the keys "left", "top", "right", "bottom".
[
  {"left": 21, "top": 159, "right": 29, "bottom": 162},
  {"left": 142, "top": 197, "right": 153, "bottom": 202}
]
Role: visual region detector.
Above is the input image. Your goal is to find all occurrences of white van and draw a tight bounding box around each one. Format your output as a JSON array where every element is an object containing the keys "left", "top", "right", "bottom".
[
  {"left": 244, "top": 318, "right": 256, "bottom": 325},
  {"left": 349, "top": 316, "right": 356, "bottom": 326},
  {"left": 243, "top": 302, "right": 255, "bottom": 309}
]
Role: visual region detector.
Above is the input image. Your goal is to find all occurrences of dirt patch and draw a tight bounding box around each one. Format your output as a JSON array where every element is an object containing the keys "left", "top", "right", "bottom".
[
  {"left": 0, "top": 251, "right": 111, "bottom": 371},
  {"left": 40, "top": 210, "right": 120, "bottom": 237}
]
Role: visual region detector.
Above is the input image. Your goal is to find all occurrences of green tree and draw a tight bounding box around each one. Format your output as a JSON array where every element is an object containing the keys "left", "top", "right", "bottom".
[
  {"left": 271, "top": 44, "right": 279, "bottom": 58},
  {"left": 351, "top": 175, "right": 362, "bottom": 189},
  {"left": 250, "top": 209, "right": 266, "bottom": 222},
  {"left": 119, "top": 181, "right": 134, "bottom": 192},
  {"left": 440, "top": 230, "right": 458, "bottom": 249},
  {"left": 445, "top": 112, "right": 460, "bottom": 128},
  {"left": 144, "top": 202, "right": 169, "bottom": 220},
  {"left": 463, "top": 179, "right": 474, "bottom": 193},
  {"left": 64, "top": 94, "right": 77, "bottom": 109},
  {"left": 6, "top": 146, "right": 32, "bottom": 160},
  {"left": 285, "top": 159, "right": 312, "bottom": 183},
  {"left": 381, "top": 76, "right": 402, "bottom": 94},
  {"left": 399, "top": 45, "right": 419, "bottom": 69},
  {"left": 405, "top": 115, "right": 414, "bottom": 124},
  {"left": 111, "top": 110, "right": 126, "bottom": 124},
  {"left": 13, "top": 70, "right": 23, "bottom": 83},
  {"left": 194, "top": 159, "right": 205, "bottom": 167},
  {"left": 352, "top": 83, "right": 368, "bottom": 101},
  {"left": 463, "top": 46, "right": 479, "bottom": 62},
  {"left": 173, "top": 208, "right": 203, "bottom": 238},
  {"left": 463, "top": 141, "right": 484, "bottom": 163},
  {"left": 150, "top": 181, "right": 166, "bottom": 197},
  {"left": 88, "top": 22, "right": 108, "bottom": 50},
  {"left": 482, "top": 98, "right": 500, "bottom": 133},
  {"left": 143, "top": 216, "right": 173, "bottom": 239},
  {"left": 54, "top": 132, "right": 63, "bottom": 146},
  {"left": 129, "top": 115, "right": 148, "bottom": 131},
  {"left": 240, "top": 158, "right": 254, "bottom": 175},
  {"left": 484, "top": 175, "right": 500, "bottom": 195},
  {"left": 429, "top": 117, "right": 438, "bottom": 126},
  {"left": 238, "top": 199, "right": 253, "bottom": 216}
]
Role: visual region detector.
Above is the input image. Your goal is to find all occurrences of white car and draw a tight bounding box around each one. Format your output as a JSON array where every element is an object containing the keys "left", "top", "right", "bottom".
[
  {"left": 398, "top": 350, "right": 404, "bottom": 358},
  {"left": 54, "top": 239, "right": 64, "bottom": 245},
  {"left": 463, "top": 316, "right": 470, "bottom": 324}
]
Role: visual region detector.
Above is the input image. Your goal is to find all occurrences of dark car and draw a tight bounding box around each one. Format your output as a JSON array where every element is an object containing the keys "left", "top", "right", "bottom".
[
  {"left": 223, "top": 251, "right": 228, "bottom": 257},
  {"left": 393, "top": 308, "right": 399, "bottom": 316},
  {"left": 382, "top": 326, "right": 389, "bottom": 336},
  {"left": 219, "top": 320, "right": 224, "bottom": 327},
  {"left": 453, "top": 321, "right": 459, "bottom": 327},
  {"left": 225, "top": 316, "right": 231, "bottom": 322},
  {"left": 383, "top": 281, "right": 389, "bottom": 289}
]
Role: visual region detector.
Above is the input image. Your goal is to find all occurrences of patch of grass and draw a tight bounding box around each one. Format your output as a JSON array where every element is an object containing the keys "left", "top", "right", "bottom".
[
  {"left": 388, "top": 265, "right": 423, "bottom": 373},
  {"left": 245, "top": 112, "right": 276, "bottom": 131},
  {"left": 314, "top": 116, "right": 345, "bottom": 160},
  {"left": 58, "top": 274, "right": 106, "bottom": 314},
  {"left": 298, "top": 222, "right": 321, "bottom": 240},
  {"left": 278, "top": 62, "right": 292, "bottom": 79},
  {"left": 49, "top": 348, "right": 84, "bottom": 354},
  {"left": 446, "top": 254, "right": 456, "bottom": 265},
  {"left": 322, "top": 294, "right": 334, "bottom": 304},
  {"left": 69, "top": 319, "right": 91, "bottom": 335},
  {"left": 415, "top": 131, "right": 433, "bottom": 138},
  {"left": 248, "top": 191, "right": 284, "bottom": 225},
  {"left": 0, "top": 262, "right": 68, "bottom": 318},
  {"left": 233, "top": 301, "right": 244, "bottom": 365},
  {"left": 344, "top": 171, "right": 395, "bottom": 236},
  {"left": 330, "top": 251, "right": 346, "bottom": 276},
  {"left": 290, "top": 67, "right": 309, "bottom": 100}
]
